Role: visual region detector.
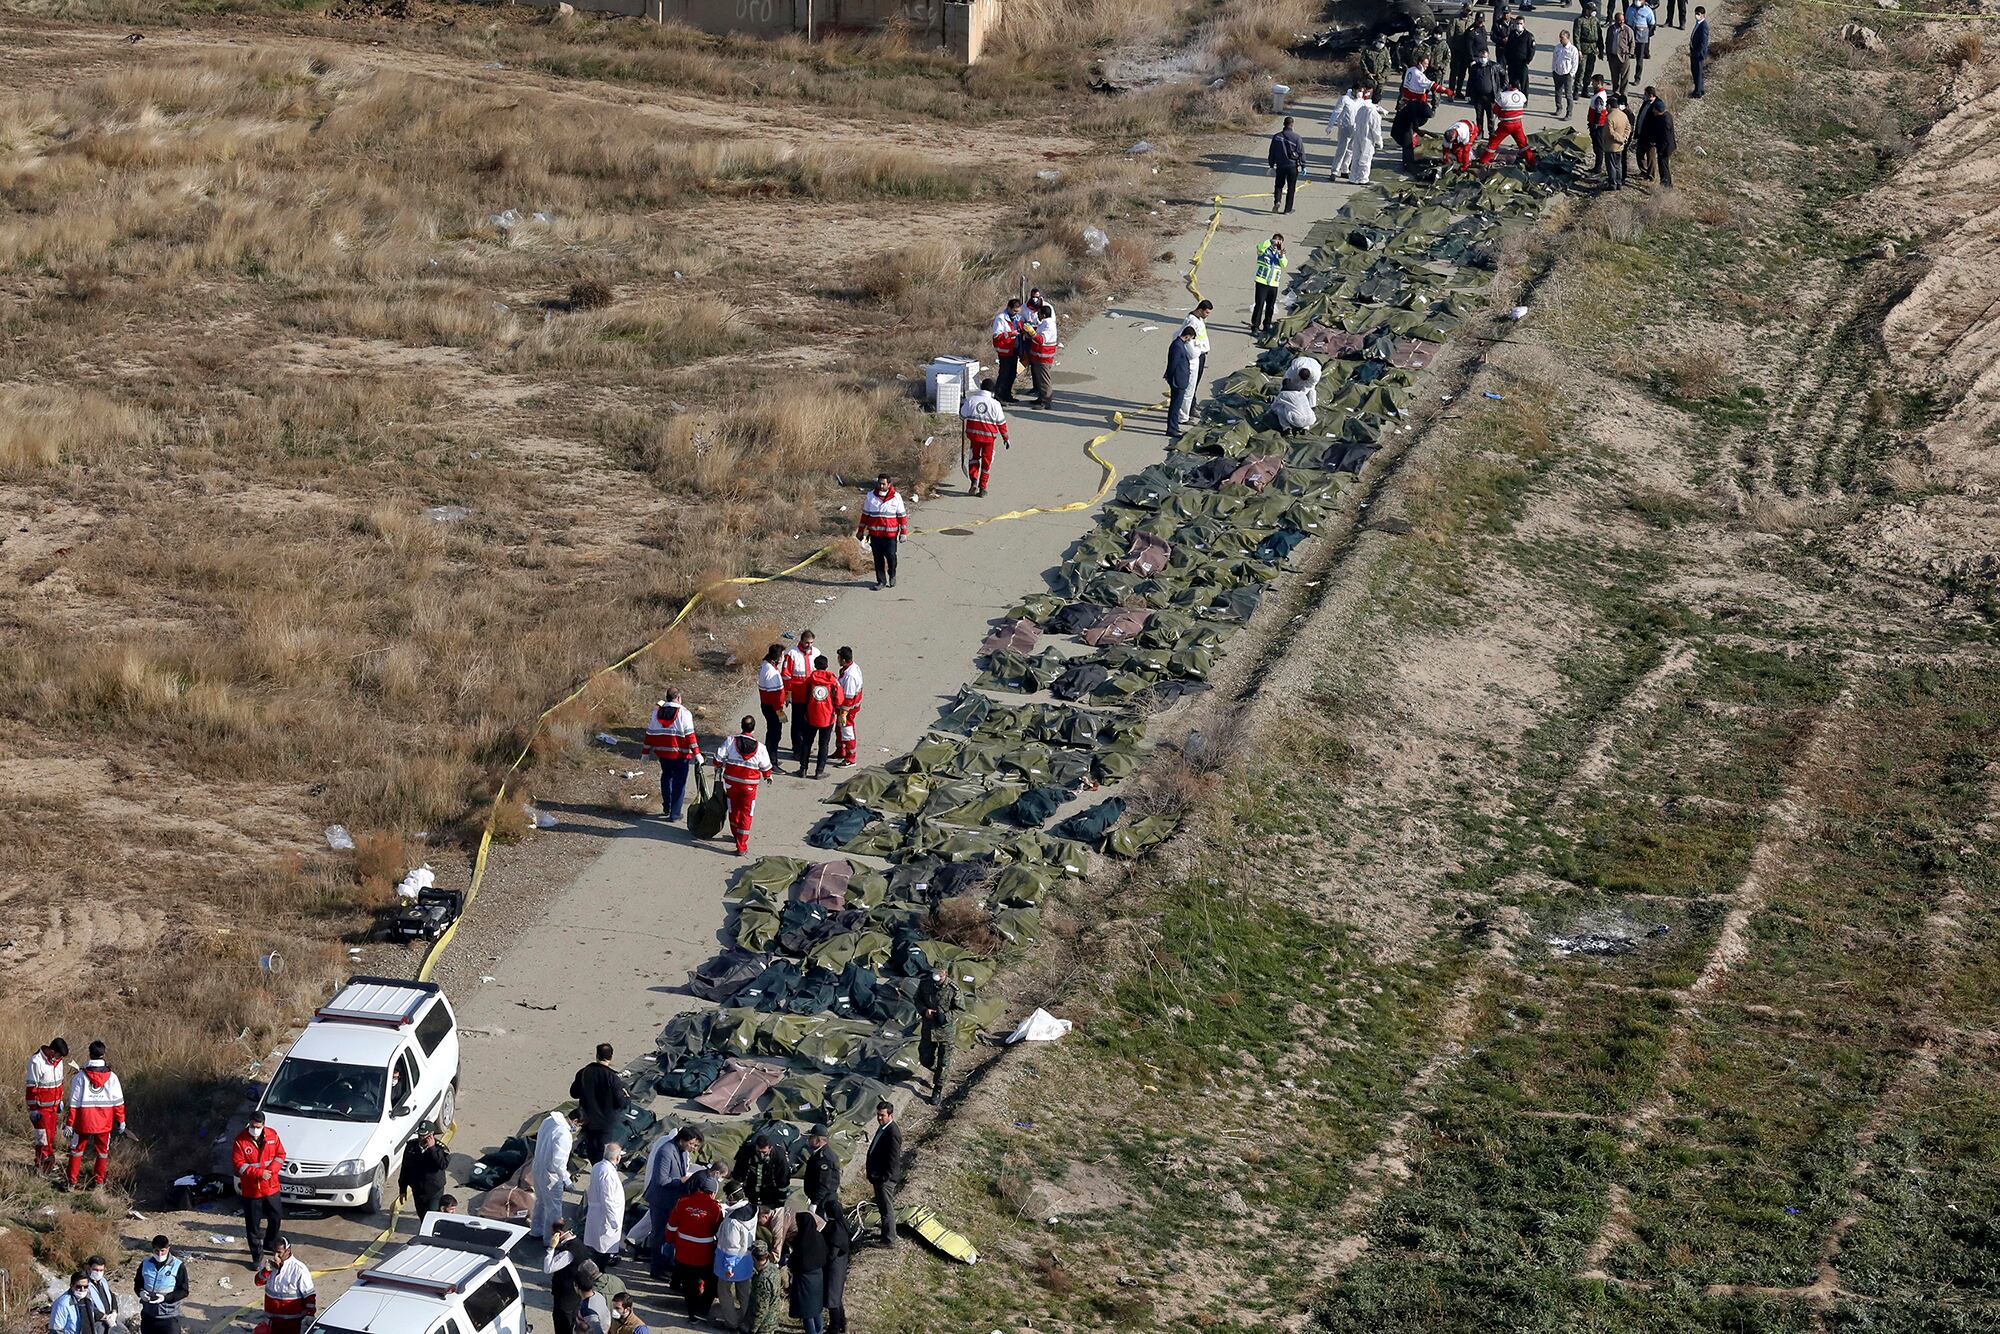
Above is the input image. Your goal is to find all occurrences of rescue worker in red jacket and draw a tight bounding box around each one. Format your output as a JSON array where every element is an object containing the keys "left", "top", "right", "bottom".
[
  {"left": 1021, "top": 303, "right": 1058, "bottom": 409},
  {"left": 755, "top": 644, "right": 786, "bottom": 756},
  {"left": 258, "top": 1238, "right": 314, "bottom": 1334},
  {"left": 26, "top": 1036, "right": 68, "bottom": 1174},
  {"left": 65, "top": 1041, "right": 124, "bottom": 1189},
  {"left": 1477, "top": 80, "right": 1539, "bottom": 165},
  {"left": 989, "top": 298, "right": 1023, "bottom": 403},
  {"left": 232, "top": 1111, "right": 287, "bottom": 1272},
  {"left": 959, "top": 377, "right": 1008, "bottom": 498},
  {"left": 642, "top": 690, "right": 703, "bottom": 822},
  {"left": 856, "top": 475, "right": 908, "bottom": 590},
  {"left": 665, "top": 1174, "right": 724, "bottom": 1322},
  {"left": 1442, "top": 117, "right": 1479, "bottom": 169},
  {"left": 835, "top": 647, "right": 864, "bottom": 768},
  {"left": 715, "top": 719, "right": 773, "bottom": 856},
  {"left": 795, "top": 655, "right": 844, "bottom": 779},
  {"left": 781, "top": 630, "right": 818, "bottom": 749}
]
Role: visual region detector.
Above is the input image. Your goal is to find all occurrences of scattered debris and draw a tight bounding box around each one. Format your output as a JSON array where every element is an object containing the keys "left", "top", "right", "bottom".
[
  {"left": 1125, "top": 140, "right": 1155, "bottom": 154},
  {"left": 1082, "top": 225, "right": 1109, "bottom": 256},
  {"left": 1035, "top": 169, "right": 1062, "bottom": 182},
  {"left": 1546, "top": 911, "right": 1672, "bottom": 958},
  {"left": 524, "top": 804, "right": 558, "bottom": 830},
  {"left": 421, "top": 504, "right": 468, "bottom": 523},
  {"left": 1842, "top": 21, "right": 1883, "bottom": 49},
  {"left": 594, "top": 732, "right": 623, "bottom": 748},
  {"left": 324, "top": 825, "right": 356, "bottom": 852}
]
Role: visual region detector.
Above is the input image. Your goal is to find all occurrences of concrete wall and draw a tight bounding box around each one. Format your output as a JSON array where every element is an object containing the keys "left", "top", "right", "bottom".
[{"left": 518, "top": 0, "right": 998, "bottom": 60}]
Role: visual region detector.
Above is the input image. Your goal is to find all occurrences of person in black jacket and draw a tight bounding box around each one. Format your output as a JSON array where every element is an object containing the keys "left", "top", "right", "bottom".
[
  {"left": 801, "top": 1126, "right": 841, "bottom": 1218},
  {"left": 864, "top": 1102, "right": 903, "bottom": 1247},
  {"left": 1637, "top": 91, "right": 1676, "bottom": 186},
  {"left": 545, "top": 1222, "right": 596, "bottom": 1334},
  {"left": 730, "top": 1133, "right": 793, "bottom": 1219},
  {"left": 1466, "top": 55, "right": 1504, "bottom": 133},
  {"left": 399, "top": 1122, "right": 451, "bottom": 1219},
  {"left": 569, "top": 1044, "right": 627, "bottom": 1166},
  {"left": 1266, "top": 117, "right": 1306, "bottom": 213},
  {"left": 1505, "top": 18, "right": 1537, "bottom": 101},
  {"left": 821, "top": 1207, "right": 853, "bottom": 1334},
  {"left": 1689, "top": 6, "right": 1710, "bottom": 96}
]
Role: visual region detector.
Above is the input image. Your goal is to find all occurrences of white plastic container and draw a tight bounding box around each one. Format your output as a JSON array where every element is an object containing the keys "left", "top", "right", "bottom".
[
  {"left": 1272, "top": 83, "right": 1291, "bottom": 113},
  {"left": 926, "top": 355, "right": 981, "bottom": 410}
]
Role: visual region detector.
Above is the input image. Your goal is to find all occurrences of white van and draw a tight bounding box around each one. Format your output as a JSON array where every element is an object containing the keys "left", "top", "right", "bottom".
[
  {"left": 313, "top": 1213, "right": 529, "bottom": 1334},
  {"left": 259, "top": 977, "right": 460, "bottom": 1211}
]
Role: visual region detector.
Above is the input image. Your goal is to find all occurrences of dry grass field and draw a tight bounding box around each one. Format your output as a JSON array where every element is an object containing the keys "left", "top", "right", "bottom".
[{"left": 0, "top": 0, "right": 1314, "bottom": 1220}]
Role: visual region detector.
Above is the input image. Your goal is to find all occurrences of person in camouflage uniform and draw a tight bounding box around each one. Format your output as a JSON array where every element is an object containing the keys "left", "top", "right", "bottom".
[
  {"left": 747, "top": 1244, "right": 781, "bottom": 1334},
  {"left": 1426, "top": 24, "right": 1454, "bottom": 93},
  {"left": 1572, "top": 0, "right": 1604, "bottom": 91},
  {"left": 1358, "top": 36, "right": 1391, "bottom": 102},
  {"left": 1448, "top": 3, "right": 1478, "bottom": 91},
  {"left": 915, "top": 965, "right": 961, "bottom": 1107}
]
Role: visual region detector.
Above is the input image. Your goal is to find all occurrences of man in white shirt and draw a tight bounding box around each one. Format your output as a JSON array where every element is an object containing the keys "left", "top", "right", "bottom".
[{"left": 1551, "top": 30, "right": 1581, "bottom": 118}]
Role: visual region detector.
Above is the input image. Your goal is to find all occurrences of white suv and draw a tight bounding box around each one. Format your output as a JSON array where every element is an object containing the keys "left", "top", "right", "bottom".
[
  {"left": 313, "top": 1214, "right": 530, "bottom": 1334},
  {"left": 260, "top": 977, "right": 460, "bottom": 1211}
]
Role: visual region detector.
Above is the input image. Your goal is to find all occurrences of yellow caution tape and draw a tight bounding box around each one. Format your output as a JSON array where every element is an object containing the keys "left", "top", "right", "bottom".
[
  {"left": 197, "top": 1116, "right": 459, "bottom": 1334},
  {"left": 415, "top": 399, "right": 1139, "bottom": 985}
]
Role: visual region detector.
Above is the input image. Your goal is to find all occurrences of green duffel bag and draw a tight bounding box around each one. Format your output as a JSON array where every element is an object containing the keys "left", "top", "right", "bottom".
[{"left": 688, "top": 764, "right": 728, "bottom": 840}]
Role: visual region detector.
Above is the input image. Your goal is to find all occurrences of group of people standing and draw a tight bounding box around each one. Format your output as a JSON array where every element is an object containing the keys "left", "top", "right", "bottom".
[
  {"left": 643, "top": 626, "right": 865, "bottom": 856},
  {"left": 540, "top": 1049, "right": 919, "bottom": 1334},
  {"left": 1305, "top": 0, "right": 1704, "bottom": 185},
  {"left": 25, "top": 1036, "right": 126, "bottom": 1191}
]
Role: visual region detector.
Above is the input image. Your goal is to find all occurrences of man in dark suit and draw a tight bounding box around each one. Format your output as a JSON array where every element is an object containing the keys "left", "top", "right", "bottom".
[
  {"left": 1689, "top": 6, "right": 1710, "bottom": 95},
  {"left": 802, "top": 1125, "right": 842, "bottom": 1217},
  {"left": 865, "top": 1102, "right": 904, "bottom": 1247},
  {"left": 1638, "top": 90, "right": 1677, "bottom": 185}
]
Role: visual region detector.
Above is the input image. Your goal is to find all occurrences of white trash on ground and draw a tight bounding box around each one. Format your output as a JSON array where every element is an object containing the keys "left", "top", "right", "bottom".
[
  {"left": 324, "top": 825, "right": 356, "bottom": 852},
  {"left": 1006, "top": 1008, "right": 1073, "bottom": 1044},
  {"left": 394, "top": 865, "right": 436, "bottom": 900},
  {"left": 1082, "top": 225, "right": 1109, "bottom": 256}
]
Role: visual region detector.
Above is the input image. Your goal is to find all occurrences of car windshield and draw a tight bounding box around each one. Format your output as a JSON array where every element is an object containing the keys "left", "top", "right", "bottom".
[{"left": 263, "top": 1058, "right": 386, "bottom": 1123}]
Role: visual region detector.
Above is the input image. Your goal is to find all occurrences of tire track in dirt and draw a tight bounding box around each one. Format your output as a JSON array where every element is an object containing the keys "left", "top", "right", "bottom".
[
  {"left": 1574, "top": 679, "right": 1857, "bottom": 1280},
  {"left": 11, "top": 17, "right": 1088, "bottom": 166}
]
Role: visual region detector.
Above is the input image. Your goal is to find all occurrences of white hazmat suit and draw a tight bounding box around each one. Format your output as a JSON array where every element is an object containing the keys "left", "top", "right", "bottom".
[{"left": 531, "top": 1111, "right": 574, "bottom": 1242}]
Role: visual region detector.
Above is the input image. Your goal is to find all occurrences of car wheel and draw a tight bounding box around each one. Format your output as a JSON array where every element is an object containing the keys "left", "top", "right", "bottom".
[
  {"left": 364, "top": 1161, "right": 388, "bottom": 1214},
  {"left": 438, "top": 1084, "right": 456, "bottom": 1134}
]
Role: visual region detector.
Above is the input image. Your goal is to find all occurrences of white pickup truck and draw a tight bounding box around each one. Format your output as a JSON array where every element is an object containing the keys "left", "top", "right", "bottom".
[
  {"left": 312, "top": 1214, "right": 530, "bottom": 1334},
  {"left": 259, "top": 977, "right": 459, "bottom": 1211}
]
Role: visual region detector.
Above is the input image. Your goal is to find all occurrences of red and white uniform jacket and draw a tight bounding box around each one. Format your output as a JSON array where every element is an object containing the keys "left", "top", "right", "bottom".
[
  {"left": 960, "top": 389, "right": 1008, "bottom": 451},
  {"left": 1588, "top": 89, "right": 1610, "bottom": 128},
  {"left": 26, "top": 1048, "right": 65, "bottom": 1112},
  {"left": 1400, "top": 66, "right": 1434, "bottom": 104},
  {"left": 233, "top": 1125, "right": 286, "bottom": 1199},
  {"left": 1493, "top": 87, "right": 1527, "bottom": 128},
  {"left": 1024, "top": 316, "right": 1058, "bottom": 366},
  {"left": 990, "top": 309, "right": 1019, "bottom": 357},
  {"left": 837, "top": 662, "right": 863, "bottom": 711},
  {"left": 643, "top": 702, "right": 700, "bottom": 764},
  {"left": 803, "top": 669, "right": 843, "bottom": 730},
  {"left": 1445, "top": 119, "right": 1476, "bottom": 148},
  {"left": 781, "top": 645, "right": 817, "bottom": 701},
  {"left": 66, "top": 1064, "right": 124, "bottom": 1136},
  {"left": 716, "top": 735, "right": 773, "bottom": 791},
  {"left": 756, "top": 660, "right": 785, "bottom": 712},
  {"left": 860, "top": 487, "right": 909, "bottom": 541},
  {"left": 262, "top": 1255, "right": 316, "bottom": 1334}
]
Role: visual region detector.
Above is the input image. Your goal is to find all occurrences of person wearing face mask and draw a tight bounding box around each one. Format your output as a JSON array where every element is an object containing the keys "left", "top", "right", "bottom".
[
  {"left": 137, "top": 1237, "right": 189, "bottom": 1334},
  {"left": 80, "top": 1256, "right": 117, "bottom": 1334},
  {"left": 51, "top": 1273, "right": 96, "bottom": 1334}
]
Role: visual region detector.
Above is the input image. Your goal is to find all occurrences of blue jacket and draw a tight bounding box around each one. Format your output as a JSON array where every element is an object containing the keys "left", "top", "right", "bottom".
[{"left": 1267, "top": 128, "right": 1305, "bottom": 169}]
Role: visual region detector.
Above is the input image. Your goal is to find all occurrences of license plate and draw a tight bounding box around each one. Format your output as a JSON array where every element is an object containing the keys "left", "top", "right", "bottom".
[{"left": 280, "top": 1184, "right": 314, "bottom": 1197}]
